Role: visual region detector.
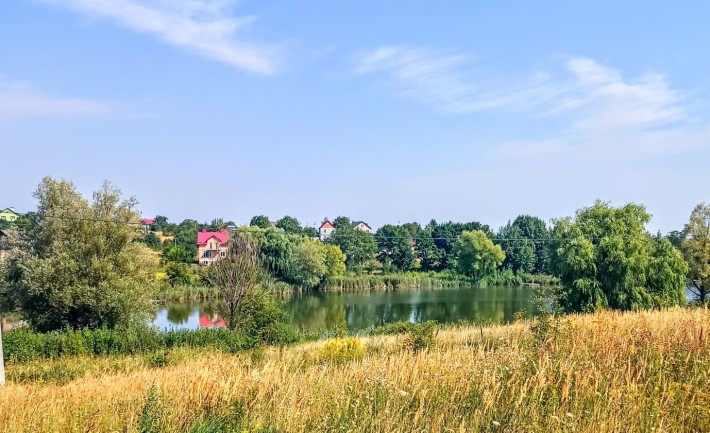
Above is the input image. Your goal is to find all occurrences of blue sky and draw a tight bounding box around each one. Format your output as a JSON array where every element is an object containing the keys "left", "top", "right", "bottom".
[{"left": 1, "top": 1, "right": 708, "bottom": 232}]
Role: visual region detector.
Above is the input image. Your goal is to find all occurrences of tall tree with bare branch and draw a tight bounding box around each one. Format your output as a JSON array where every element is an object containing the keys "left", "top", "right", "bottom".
[{"left": 207, "top": 233, "right": 262, "bottom": 330}]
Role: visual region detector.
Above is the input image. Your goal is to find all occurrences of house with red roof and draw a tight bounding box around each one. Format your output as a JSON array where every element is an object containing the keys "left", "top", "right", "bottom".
[
  {"left": 140, "top": 218, "right": 155, "bottom": 233},
  {"left": 318, "top": 219, "right": 335, "bottom": 241},
  {"left": 197, "top": 229, "right": 230, "bottom": 265}
]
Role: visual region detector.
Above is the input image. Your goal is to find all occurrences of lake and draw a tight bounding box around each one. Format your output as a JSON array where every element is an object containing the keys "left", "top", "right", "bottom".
[{"left": 153, "top": 285, "right": 541, "bottom": 333}]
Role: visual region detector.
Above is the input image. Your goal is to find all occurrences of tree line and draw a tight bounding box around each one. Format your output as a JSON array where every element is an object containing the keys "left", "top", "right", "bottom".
[{"left": 0, "top": 177, "right": 708, "bottom": 334}]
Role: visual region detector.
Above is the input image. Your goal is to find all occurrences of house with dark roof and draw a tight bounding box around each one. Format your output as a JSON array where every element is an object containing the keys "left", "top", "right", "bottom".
[
  {"left": 197, "top": 229, "right": 230, "bottom": 265},
  {"left": 318, "top": 220, "right": 335, "bottom": 241},
  {"left": 352, "top": 221, "right": 372, "bottom": 233}
]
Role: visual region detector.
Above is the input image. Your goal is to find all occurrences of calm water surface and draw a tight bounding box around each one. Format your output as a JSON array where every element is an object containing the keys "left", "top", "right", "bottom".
[{"left": 153, "top": 286, "right": 540, "bottom": 333}]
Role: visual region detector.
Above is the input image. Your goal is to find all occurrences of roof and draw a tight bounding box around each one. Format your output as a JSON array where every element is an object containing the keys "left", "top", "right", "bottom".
[
  {"left": 0, "top": 208, "right": 19, "bottom": 216},
  {"left": 319, "top": 220, "right": 334, "bottom": 229},
  {"left": 352, "top": 221, "right": 372, "bottom": 229},
  {"left": 140, "top": 218, "right": 155, "bottom": 225},
  {"left": 197, "top": 230, "right": 230, "bottom": 246}
]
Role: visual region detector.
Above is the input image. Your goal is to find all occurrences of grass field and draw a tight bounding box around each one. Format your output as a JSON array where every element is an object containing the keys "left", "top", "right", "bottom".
[{"left": 1, "top": 307, "right": 708, "bottom": 432}]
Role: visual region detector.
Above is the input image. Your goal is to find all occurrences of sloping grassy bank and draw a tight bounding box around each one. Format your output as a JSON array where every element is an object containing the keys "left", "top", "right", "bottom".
[{"left": 1, "top": 308, "right": 708, "bottom": 432}]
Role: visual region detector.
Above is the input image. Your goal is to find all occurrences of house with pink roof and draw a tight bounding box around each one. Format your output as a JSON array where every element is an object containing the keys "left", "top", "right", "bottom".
[{"left": 197, "top": 229, "right": 230, "bottom": 266}]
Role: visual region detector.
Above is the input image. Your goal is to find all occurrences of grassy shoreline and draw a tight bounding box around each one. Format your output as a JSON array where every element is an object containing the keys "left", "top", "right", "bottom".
[
  {"left": 1, "top": 307, "right": 707, "bottom": 432},
  {"left": 154, "top": 272, "right": 559, "bottom": 300}
]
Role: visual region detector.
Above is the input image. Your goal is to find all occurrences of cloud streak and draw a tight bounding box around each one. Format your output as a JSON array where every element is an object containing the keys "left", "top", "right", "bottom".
[
  {"left": 0, "top": 78, "right": 113, "bottom": 118},
  {"left": 357, "top": 46, "right": 703, "bottom": 160},
  {"left": 356, "top": 46, "right": 685, "bottom": 127},
  {"left": 36, "top": 0, "right": 277, "bottom": 74}
]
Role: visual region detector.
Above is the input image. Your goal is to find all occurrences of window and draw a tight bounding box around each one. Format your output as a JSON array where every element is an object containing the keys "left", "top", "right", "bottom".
[
  {"left": 221, "top": 251, "right": 226, "bottom": 257},
  {"left": 0, "top": 216, "right": 5, "bottom": 221},
  {"left": 9, "top": 216, "right": 15, "bottom": 221}
]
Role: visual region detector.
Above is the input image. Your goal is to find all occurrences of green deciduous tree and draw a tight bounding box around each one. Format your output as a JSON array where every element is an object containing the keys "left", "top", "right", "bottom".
[
  {"left": 551, "top": 201, "right": 688, "bottom": 313},
  {"left": 376, "top": 224, "right": 416, "bottom": 272},
  {"left": 276, "top": 216, "right": 302, "bottom": 235},
  {"left": 454, "top": 230, "right": 505, "bottom": 281},
  {"left": 333, "top": 216, "right": 352, "bottom": 229},
  {"left": 0, "top": 177, "right": 158, "bottom": 332},
  {"left": 142, "top": 232, "right": 162, "bottom": 250},
  {"left": 249, "top": 215, "right": 271, "bottom": 229},
  {"left": 683, "top": 203, "right": 710, "bottom": 303},
  {"left": 162, "top": 244, "right": 192, "bottom": 264},
  {"left": 258, "top": 228, "right": 296, "bottom": 279},
  {"left": 329, "top": 224, "right": 377, "bottom": 270},
  {"left": 323, "top": 244, "right": 347, "bottom": 280},
  {"left": 289, "top": 237, "right": 327, "bottom": 289},
  {"left": 172, "top": 219, "right": 199, "bottom": 260},
  {"left": 497, "top": 224, "right": 536, "bottom": 274},
  {"left": 418, "top": 220, "right": 493, "bottom": 272},
  {"left": 511, "top": 215, "right": 550, "bottom": 273},
  {"left": 164, "top": 262, "right": 192, "bottom": 285}
]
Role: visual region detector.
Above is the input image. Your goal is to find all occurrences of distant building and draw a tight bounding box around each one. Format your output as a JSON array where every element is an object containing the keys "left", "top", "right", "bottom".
[
  {"left": 140, "top": 218, "right": 155, "bottom": 233},
  {"left": 0, "top": 207, "right": 20, "bottom": 224},
  {"left": 352, "top": 221, "right": 372, "bottom": 233},
  {"left": 319, "top": 220, "right": 335, "bottom": 241},
  {"left": 197, "top": 229, "right": 230, "bottom": 266}
]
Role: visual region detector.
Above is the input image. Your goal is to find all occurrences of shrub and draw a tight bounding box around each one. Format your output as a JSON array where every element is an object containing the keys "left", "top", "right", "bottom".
[
  {"left": 165, "top": 262, "right": 193, "bottom": 286},
  {"left": 367, "top": 322, "right": 415, "bottom": 336},
  {"left": 238, "top": 290, "right": 298, "bottom": 345},
  {"left": 319, "top": 337, "right": 365, "bottom": 363},
  {"left": 403, "top": 321, "right": 437, "bottom": 352}
]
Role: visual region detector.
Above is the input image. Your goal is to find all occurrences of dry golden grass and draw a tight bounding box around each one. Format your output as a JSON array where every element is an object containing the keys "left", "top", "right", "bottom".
[{"left": 1, "top": 308, "right": 709, "bottom": 433}]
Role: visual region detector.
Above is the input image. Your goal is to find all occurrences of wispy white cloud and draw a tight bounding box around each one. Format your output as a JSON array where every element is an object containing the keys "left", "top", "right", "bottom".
[
  {"left": 0, "top": 78, "right": 114, "bottom": 118},
  {"left": 357, "top": 46, "right": 686, "bottom": 126},
  {"left": 357, "top": 46, "right": 703, "bottom": 159},
  {"left": 35, "top": 0, "right": 277, "bottom": 74}
]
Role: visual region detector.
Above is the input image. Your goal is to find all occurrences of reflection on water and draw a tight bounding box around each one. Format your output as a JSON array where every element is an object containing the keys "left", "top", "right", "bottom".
[
  {"left": 153, "top": 286, "right": 539, "bottom": 332},
  {"left": 284, "top": 286, "right": 538, "bottom": 332},
  {"left": 153, "top": 300, "right": 227, "bottom": 330}
]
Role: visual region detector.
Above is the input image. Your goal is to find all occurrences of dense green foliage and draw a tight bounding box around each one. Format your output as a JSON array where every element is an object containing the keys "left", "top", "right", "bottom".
[
  {"left": 496, "top": 215, "right": 550, "bottom": 274},
  {"left": 276, "top": 215, "right": 302, "bottom": 234},
  {"left": 249, "top": 215, "right": 271, "bottom": 229},
  {"left": 0, "top": 178, "right": 158, "bottom": 332},
  {"left": 375, "top": 224, "right": 418, "bottom": 272},
  {"left": 1, "top": 323, "right": 294, "bottom": 365},
  {"left": 551, "top": 201, "right": 688, "bottom": 312},
  {"left": 289, "top": 237, "right": 328, "bottom": 288},
  {"left": 329, "top": 219, "right": 377, "bottom": 269},
  {"left": 417, "top": 220, "right": 493, "bottom": 271},
  {"left": 454, "top": 230, "right": 506, "bottom": 281}
]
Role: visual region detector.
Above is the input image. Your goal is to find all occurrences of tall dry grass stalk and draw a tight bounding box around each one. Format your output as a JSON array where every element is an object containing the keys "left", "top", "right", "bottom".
[{"left": 0, "top": 308, "right": 708, "bottom": 432}]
